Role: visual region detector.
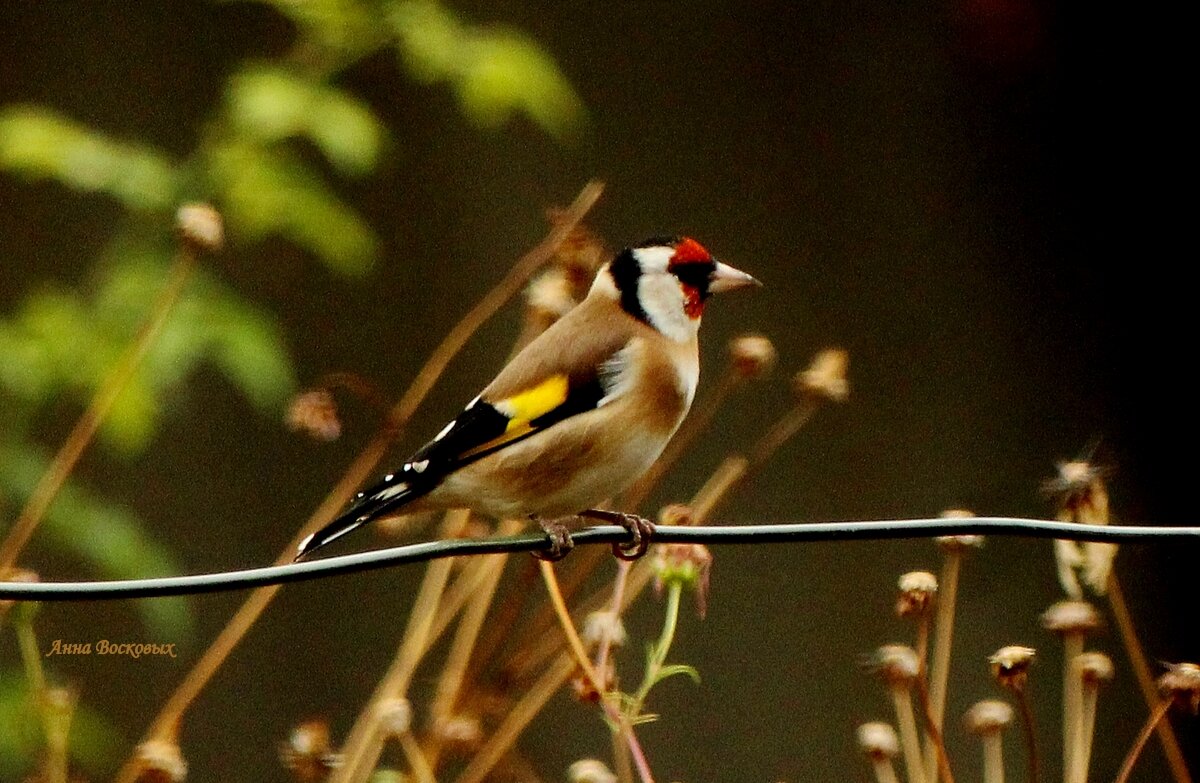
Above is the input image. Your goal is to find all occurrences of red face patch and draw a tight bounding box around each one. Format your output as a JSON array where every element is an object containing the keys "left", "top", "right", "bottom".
[
  {"left": 670, "top": 237, "right": 711, "bottom": 266},
  {"left": 680, "top": 285, "right": 705, "bottom": 319}
]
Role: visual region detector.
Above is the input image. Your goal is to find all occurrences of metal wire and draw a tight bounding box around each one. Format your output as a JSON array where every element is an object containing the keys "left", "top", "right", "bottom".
[{"left": 2, "top": 517, "right": 1197, "bottom": 601}]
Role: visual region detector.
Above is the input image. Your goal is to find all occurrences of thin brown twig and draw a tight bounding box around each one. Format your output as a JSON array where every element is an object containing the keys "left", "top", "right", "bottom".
[
  {"left": 924, "top": 546, "right": 961, "bottom": 783},
  {"left": 1107, "top": 573, "right": 1193, "bottom": 783},
  {"left": 425, "top": 523, "right": 519, "bottom": 768},
  {"left": 538, "top": 561, "right": 656, "bottom": 783},
  {"left": 0, "top": 244, "right": 199, "bottom": 572},
  {"left": 1113, "top": 699, "right": 1174, "bottom": 783},
  {"left": 594, "top": 560, "right": 631, "bottom": 682},
  {"left": 915, "top": 673, "right": 956, "bottom": 783},
  {"left": 113, "top": 182, "right": 603, "bottom": 783},
  {"left": 333, "top": 510, "right": 469, "bottom": 783},
  {"left": 1014, "top": 688, "right": 1040, "bottom": 783}
]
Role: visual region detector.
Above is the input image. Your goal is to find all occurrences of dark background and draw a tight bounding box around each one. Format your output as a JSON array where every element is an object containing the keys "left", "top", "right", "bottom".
[{"left": 1, "top": 2, "right": 1195, "bottom": 781}]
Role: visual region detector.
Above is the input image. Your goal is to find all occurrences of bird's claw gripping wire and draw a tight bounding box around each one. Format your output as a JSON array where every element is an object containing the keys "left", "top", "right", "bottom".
[
  {"left": 580, "top": 509, "right": 656, "bottom": 560},
  {"left": 532, "top": 517, "right": 575, "bottom": 562}
]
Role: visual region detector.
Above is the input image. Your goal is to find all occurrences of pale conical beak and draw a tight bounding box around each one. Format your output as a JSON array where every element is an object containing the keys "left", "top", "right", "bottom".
[{"left": 708, "top": 260, "right": 762, "bottom": 293}]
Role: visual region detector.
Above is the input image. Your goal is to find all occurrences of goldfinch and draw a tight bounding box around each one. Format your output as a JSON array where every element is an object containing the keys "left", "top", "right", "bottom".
[{"left": 296, "top": 236, "right": 759, "bottom": 559}]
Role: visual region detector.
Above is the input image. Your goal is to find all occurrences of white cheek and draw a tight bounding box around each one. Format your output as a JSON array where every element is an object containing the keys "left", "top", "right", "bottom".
[{"left": 638, "top": 276, "right": 695, "bottom": 342}]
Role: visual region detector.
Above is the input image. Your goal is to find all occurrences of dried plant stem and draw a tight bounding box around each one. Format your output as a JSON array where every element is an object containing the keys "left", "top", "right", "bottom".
[
  {"left": 1014, "top": 688, "right": 1040, "bottom": 783},
  {"left": 1078, "top": 679, "right": 1100, "bottom": 783},
  {"left": 871, "top": 756, "right": 902, "bottom": 783},
  {"left": 538, "top": 560, "right": 655, "bottom": 783},
  {"left": 891, "top": 686, "right": 927, "bottom": 783},
  {"left": 334, "top": 510, "right": 469, "bottom": 783},
  {"left": 14, "top": 609, "right": 46, "bottom": 696},
  {"left": 915, "top": 675, "right": 956, "bottom": 783},
  {"left": 1061, "top": 632, "right": 1084, "bottom": 783},
  {"left": 690, "top": 456, "right": 749, "bottom": 521},
  {"left": 0, "top": 246, "right": 198, "bottom": 572},
  {"left": 539, "top": 559, "right": 604, "bottom": 688},
  {"left": 453, "top": 654, "right": 577, "bottom": 783},
  {"left": 916, "top": 615, "right": 931, "bottom": 671},
  {"left": 1113, "top": 699, "right": 1173, "bottom": 783},
  {"left": 982, "top": 732, "right": 1004, "bottom": 783},
  {"left": 612, "top": 729, "right": 634, "bottom": 783},
  {"left": 399, "top": 730, "right": 439, "bottom": 783},
  {"left": 425, "top": 533, "right": 515, "bottom": 767},
  {"left": 924, "top": 547, "right": 961, "bottom": 783},
  {"left": 113, "top": 183, "right": 602, "bottom": 783},
  {"left": 595, "top": 559, "right": 632, "bottom": 676},
  {"left": 1107, "top": 573, "right": 1193, "bottom": 783},
  {"left": 15, "top": 609, "right": 71, "bottom": 783}
]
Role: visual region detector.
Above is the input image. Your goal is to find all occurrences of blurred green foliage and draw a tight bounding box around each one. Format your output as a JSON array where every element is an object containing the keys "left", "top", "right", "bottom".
[
  {"left": 0, "top": 669, "right": 123, "bottom": 781},
  {"left": 1, "top": 0, "right": 583, "bottom": 776},
  {"left": 388, "top": 0, "right": 586, "bottom": 140}
]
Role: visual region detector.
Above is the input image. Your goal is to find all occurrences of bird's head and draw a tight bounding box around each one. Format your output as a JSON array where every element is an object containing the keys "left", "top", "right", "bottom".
[{"left": 600, "top": 236, "right": 760, "bottom": 341}]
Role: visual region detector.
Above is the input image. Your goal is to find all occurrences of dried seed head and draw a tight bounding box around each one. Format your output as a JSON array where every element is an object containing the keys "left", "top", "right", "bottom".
[
  {"left": 1043, "top": 459, "right": 1110, "bottom": 521},
  {"left": 1076, "top": 652, "right": 1115, "bottom": 686},
  {"left": 432, "top": 714, "right": 483, "bottom": 751},
  {"left": 582, "top": 610, "right": 627, "bottom": 651},
  {"left": 0, "top": 568, "right": 38, "bottom": 611},
  {"left": 44, "top": 685, "right": 76, "bottom": 711},
  {"left": 568, "top": 759, "right": 619, "bottom": 783},
  {"left": 990, "top": 645, "right": 1036, "bottom": 691},
  {"left": 545, "top": 210, "right": 607, "bottom": 293},
  {"left": 896, "top": 571, "right": 938, "bottom": 617},
  {"left": 868, "top": 644, "right": 921, "bottom": 686},
  {"left": 133, "top": 738, "right": 187, "bottom": 783},
  {"left": 1041, "top": 600, "right": 1102, "bottom": 635},
  {"left": 964, "top": 700, "right": 1014, "bottom": 734},
  {"left": 652, "top": 542, "right": 713, "bottom": 618},
  {"left": 856, "top": 722, "right": 900, "bottom": 759},
  {"left": 570, "top": 657, "right": 615, "bottom": 703},
  {"left": 657, "top": 503, "right": 696, "bottom": 527},
  {"left": 286, "top": 390, "right": 342, "bottom": 442},
  {"left": 176, "top": 202, "right": 224, "bottom": 253},
  {"left": 376, "top": 697, "right": 412, "bottom": 736},
  {"left": 795, "top": 348, "right": 849, "bottom": 402},
  {"left": 1159, "top": 662, "right": 1200, "bottom": 714},
  {"left": 728, "top": 334, "right": 777, "bottom": 379},
  {"left": 935, "top": 510, "right": 984, "bottom": 552},
  {"left": 279, "top": 719, "right": 338, "bottom": 782},
  {"left": 524, "top": 269, "right": 577, "bottom": 320}
]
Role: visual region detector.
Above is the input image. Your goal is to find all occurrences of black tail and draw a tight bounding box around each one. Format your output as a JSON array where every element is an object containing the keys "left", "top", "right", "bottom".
[{"left": 295, "top": 475, "right": 422, "bottom": 560}]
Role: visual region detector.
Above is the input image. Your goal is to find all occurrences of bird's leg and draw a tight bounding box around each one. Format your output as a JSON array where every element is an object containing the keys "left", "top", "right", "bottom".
[
  {"left": 532, "top": 515, "right": 575, "bottom": 561},
  {"left": 578, "top": 509, "right": 656, "bottom": 561}
]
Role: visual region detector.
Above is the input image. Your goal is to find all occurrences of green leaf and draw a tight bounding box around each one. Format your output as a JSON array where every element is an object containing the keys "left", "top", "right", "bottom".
[
  {"left": 388, "top": 0, "right": 464, "bottom": 82},
  {"left": 308, "top": 87, "right": 385, "bottom": 175},
  {"left": 0, "top": 444, "right": 193, "bottom": 640},
  {"left": 387, "top": 1, "right": 586, "bottom": 141},
  {"left": 652, "top": 663, "right": 701, "bottom": 688},
  {"left": 207, "top": 298, "right": 298, "bottom": 411},
  {"left": 0, "top": 668, "right": 124, "bottom": 780},
  {"left": 245, "top": 0, "right": 378, "bottom": 56},
  {"left": 456, "top": 31, "right": 585, "bottom": 141},
  {"left": 0, "top": 106, "right": 179, "bottom": 211},
  {"left": 211, "top": 141, "right": 378, "bottom": 274},
  {"left": 227, "top": 65, "right": 384, "bottom": 175}
]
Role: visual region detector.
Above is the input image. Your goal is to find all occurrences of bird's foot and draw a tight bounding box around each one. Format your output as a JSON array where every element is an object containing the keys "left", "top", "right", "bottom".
[
  {"left": 579, "top": 509, "right": 656, "bottom": 560},
  {"left": 532, "top": 516, "right": 575, "bottom": 562}
]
